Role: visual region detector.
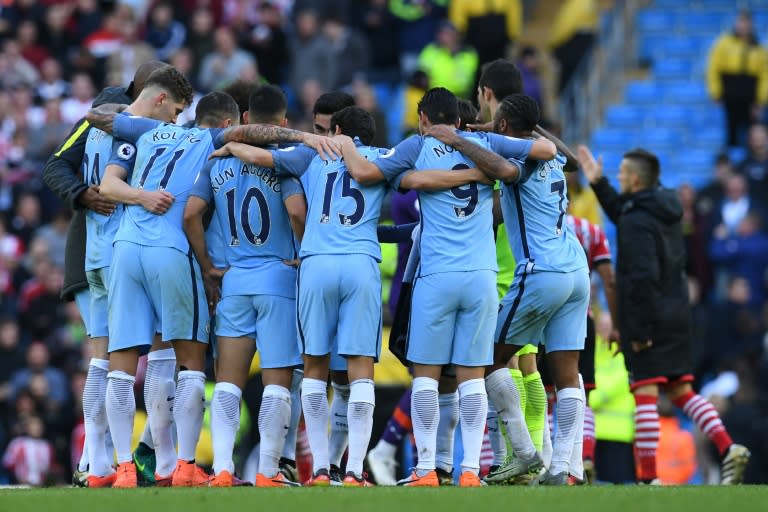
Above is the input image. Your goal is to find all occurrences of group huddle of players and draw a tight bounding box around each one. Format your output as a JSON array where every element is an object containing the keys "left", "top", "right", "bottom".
[{"left": 51, "top": 56, "right": 749, "bottom": 489}]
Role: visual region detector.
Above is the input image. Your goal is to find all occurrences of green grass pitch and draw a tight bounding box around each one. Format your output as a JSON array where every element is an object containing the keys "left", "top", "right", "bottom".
[{"left": 1, "top": 486, "right": 768, "bottom": 512}]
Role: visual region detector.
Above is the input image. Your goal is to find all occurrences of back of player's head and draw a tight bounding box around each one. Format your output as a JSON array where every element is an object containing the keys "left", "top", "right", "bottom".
[
  {"left": 495, "top": 94, "right": 539, "bottom": 133},
  {"left": 248, "top": 84, "right": 287, "bottom": 124},
  {"left": 132, "top": 60, "right": 171, "bottom": 97},
  {"left": 312, "top": 91, "right": 355, "bottom": 116},
  {"left": 623, "top": 148, "right": 660, "bottom": 187},
  {"left": 330, "top": 106, "right": 376, "bottom": 146},
  {"left": 221, "top": 79, "right": 256, "bottom": 120},
  {"left": 457, "top": 99, "right": 478, "bottom": 130},
  {"left": 144, "top": 66, "right": 194, "bottom": 107},
  {"left": 195, "top": 91, "right": 240, "bottom": 127},
  {"left": 478, "top": 59, "right": 522, "bottom": 101},
  {"left": 417, "top": 87, "right": 459, "bottom": 126}
]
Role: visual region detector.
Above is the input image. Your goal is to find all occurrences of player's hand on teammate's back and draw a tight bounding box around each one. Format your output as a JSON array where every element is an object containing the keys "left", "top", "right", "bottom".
[
  {"left": 282, "top": 258, "right": 300, "bottom": 268},
  {"left": 425, "top": 124, "right": 460, "bottom": 145},
  {"left": 139, "top": 190, "right": 174, "bottom": 215},
  {"left": 577, "top": 145, "right": 603, "bottom": 184},
  {"left": 78, "top": 185, "right": 117, "bottom": 215},
  {"left": 209, "top": 142, "right": 235, "bottom": 159},
  {"left": 303, "top": 133, "right": 341, "bottom": 161}
]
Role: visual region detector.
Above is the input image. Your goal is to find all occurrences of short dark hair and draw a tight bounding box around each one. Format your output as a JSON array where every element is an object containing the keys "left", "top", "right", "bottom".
[
  {"left": 417, "top": 87, "right": 458, "bottom": 126},
  {"left": 495, "top": 94, "right": 539, "bottom": 132},
  {"left": 220, "top": 80, "right": 257, "bottom": 119},
  {"left": 623, "top": 148, "right": 660, "bottom": 186},
  {"left": 248, "top": 84, "right": 287, "bottom": 123},
  {"left": 457, "top": 99, "right": 478, "bottom": 130},
  {"left": 313, "top": 91, "right": 355, "bottom": 116},
  {"left": 330, "top": 106, "right": 376, "bottom": 146},
  {"left": 478, "top": 59, "right": 522, "bottom": 101},
  {"left": 144, "top": 67, "right": 194, "bottom": 107},
  {"left": 195, "top": 91, "right": 239, "bottom": 127}
]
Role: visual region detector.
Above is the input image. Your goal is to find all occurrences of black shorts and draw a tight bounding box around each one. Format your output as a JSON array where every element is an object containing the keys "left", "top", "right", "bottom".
[
  {"left": 623, "top": 336, "right": 693, "bottom": 391},
  {"left": 538, "top": 315, "right": 595, "bottom": 389}
]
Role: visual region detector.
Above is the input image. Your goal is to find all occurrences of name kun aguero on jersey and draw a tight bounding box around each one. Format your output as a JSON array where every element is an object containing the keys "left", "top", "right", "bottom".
[{"left": 211, "top": 163, "right": 282, "bottom": 195}]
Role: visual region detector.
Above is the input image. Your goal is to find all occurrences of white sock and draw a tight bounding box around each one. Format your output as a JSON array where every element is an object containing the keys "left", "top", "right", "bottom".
[
  {"left": 411, "top": 377, "right": 439, "bottom": 473},
  {"left": 174, "top": 370, "right": 206, "bottom": 462},
  {"left": 551, "top": 387, "right": 584, "bottom": 475},
  {"left": 373, "top": 438, "right": 397, "bottom": 459},
  {"left": 302, "top": 378, "right": 330, "bottom": 473},
  {"left": 486, "top": 402, "right": 507, "bottom": 466},
  {"left": 106, "top": 371, "right": 136, "bottom": 464},
  {"left": 145, "top": 349, "right": 177, "bottom": 476},
  {"left": 346, "top": 379, "right": 375, "bottom": 477},
  {"left": 329, "top": 382, "right": 350, "bottom": 468},
  {"left": 282, "top": 369, "right": 303, "bottom": 461},
  {"left": 458, "top": 379, "right": 487, "bottom": 475},
  {"left": 211, "top": 382, "right": 241, "bottom": 475},
  {"left": 542, "top": 408, "right": 553, "bottom": 467},
  {"left": 78, "top": 439, "right": 89, "bottom": 472},
  {"left": 436, "top": 391, "right": 459, "bottom": 473},
  {"left": 259, "top": 384, "right": 291, "bottom": 477},
  {"left": 568, "top": 376, "right": 587, "bottom": 480},
  {"left": 83, "top": 358, "right": 111, "bottom": 475},
  {"left": 485, "top": 368, "right": 536, "bottom": 460}
]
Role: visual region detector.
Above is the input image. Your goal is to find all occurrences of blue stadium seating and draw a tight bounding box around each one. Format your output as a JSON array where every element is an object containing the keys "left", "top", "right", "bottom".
[
  {"left": 636, "top": 10, "right": 677, "bottom": 33},
  {"left": 593, "top": 1, "right": 768, "bottom": 190},
  {"left": 654, "top": 59, "right": 695, "bottom": 80},
  {"left": 625, "top": 81, "right": 660, "bottom": 104},
  {"left": 604, "top": 105, "right": 648, "bottom": 128},
  {"left": 592, "top": 129, "right": 636, "bottom": 151},
  {"left": 728, "top": 146, "right": 748, "bottom": 163},
  {"left": 652, "top": 106, "right": 692, "bottom": 127}
]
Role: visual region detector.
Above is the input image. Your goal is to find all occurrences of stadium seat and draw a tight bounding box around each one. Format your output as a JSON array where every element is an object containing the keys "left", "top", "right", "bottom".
[
  {"left": 604, "top": 105, "right": 648, "bottom": 128},
  {"left": 637, "top": 128, "right": 681, "bottom": 152},
  {"left": 728, "top": 146, "right": 748, "bottom": 163},
  {"left": 674, "top": 150, "right": 715, "bottom": 173},
  {"left": 600, "top": 151, "right": 624, "bottom": 173},
  {"left": 693, "top": 127, "right": 726, "bottom": 148},
  {"left": 652, "top": 105, "right": 692, "bottom": 127},
  {"left": 685, "top": 12, "right": 725, "bottom": 34},
  {"left": 625, "top": 81, "right": 660, "bottom": 104},
  {"left": 663, "top": 82, "right": 709, "bottom": 103},
  {"left": 636, "top": 10, "right": 677, "bottom": 33},
  {"left": 661, "top": 37, "right": 707, "bottom": 59},
  {"left": 653, "top": 59, "right": 695, "bottom": 80},
  {"left": 638, "top": 35, "right": 666, "bottom": 61},
  {"left": 591, "top": 129, "right": 635, "bottom": 151}
]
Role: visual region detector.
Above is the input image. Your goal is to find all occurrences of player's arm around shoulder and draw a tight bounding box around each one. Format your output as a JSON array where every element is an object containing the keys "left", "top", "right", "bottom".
[
  {"left": 210, "top": 142, "right": 275, "bottom": 167},
  {"left": 398, "top": 167, "right": 492, "bottom": 191},
  {"left": 427, "top": 125, "right": 521, "bottom": 184},
  {"left": 336, "top": 135, "right": 385, "bottom": 185}
]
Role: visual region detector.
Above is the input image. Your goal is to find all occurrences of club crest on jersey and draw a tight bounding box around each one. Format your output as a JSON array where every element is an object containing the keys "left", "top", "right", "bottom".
[{"left": 117, "top": 143, "right": 135, "bottom": 160}]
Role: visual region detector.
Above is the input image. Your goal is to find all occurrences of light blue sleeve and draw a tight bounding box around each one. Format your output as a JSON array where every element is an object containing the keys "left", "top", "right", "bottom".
[
  {"left": 373, "top": 135, "right": 423, "bottom": 184},
  {"left": 209, "top": 128, "right": 227, "bottom": 149},
  {"left": 106, "top": 138, "right": 137, "bottom": 174},
  {"left": 113, "top": 113, "right": 163, "bottom": 144},
  {"left": 190, "top": 160, "right": 215, "bottom": 203},
  {"left": 271, "top": 144, "right": 317, "bottom": 177},
  {"left": 486, "top": 132, "right": 533, "bottom": 161},
  {"left": 280, "top": 176, "right": 304, "bottom": 201}
]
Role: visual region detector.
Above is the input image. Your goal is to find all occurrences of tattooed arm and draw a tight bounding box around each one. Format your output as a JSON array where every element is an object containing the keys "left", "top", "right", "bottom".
[
  {"left": 426, "top": 126, "right": 522, "bottom": 184},
  {"left": 85, "top": 103, "right": 127, "bottom": 133},
  {"left": 219, "top": 124, "right": 341, "bottom": 161}
]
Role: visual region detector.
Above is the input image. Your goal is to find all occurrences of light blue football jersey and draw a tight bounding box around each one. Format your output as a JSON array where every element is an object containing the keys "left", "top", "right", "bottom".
[
  {"left": 499, "top": 151, "right": 588, "bottom": 274},
  {"left": 205, "top": 214, "right": 226, "bottom": 269},
  {"left": 108, "top": 113, "right": 227, "bottom": 254},
  {"left": 191, "top": 157, "right": 303, "bottom": 298},
  {"left": 271, "top": 141, "right": 390, "bottom": 261},
  {"left": 374, "top": 131, "right": 533, "bottom": 277},
  {"left": 83, "top": 127, "right": 135, "bottom": 271}
]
